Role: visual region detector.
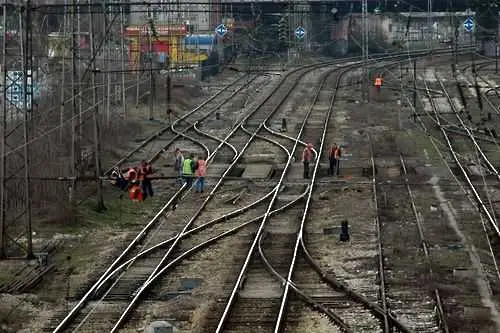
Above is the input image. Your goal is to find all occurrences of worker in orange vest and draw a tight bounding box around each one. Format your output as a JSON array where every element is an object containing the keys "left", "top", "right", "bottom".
[
  {"left": 126, "top": 167, "right": 143, "bottom": 202},
  {"left": 374, "top": 75, "right": 383, "bottom": 93}
]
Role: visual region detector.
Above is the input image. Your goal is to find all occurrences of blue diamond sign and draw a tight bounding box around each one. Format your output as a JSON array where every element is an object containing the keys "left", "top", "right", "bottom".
[
  {"left": 464, "top": 17, "right": 474, "bottom": 32},
  {"left": 295, "top": 26, "right": 306, "bottom": 39},
  {"left": 215, "top": 24, "right": 227, "bottom": 38}
]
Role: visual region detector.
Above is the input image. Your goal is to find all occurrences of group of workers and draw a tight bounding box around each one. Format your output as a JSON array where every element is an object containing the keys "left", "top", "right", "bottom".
[
  {"left": 112, "top": 142, "right": 343, "bottom": 201},
  {"left": 174, "top": 148, "right": 207, "bottom": 193},
  {"left": 302, "top": 142, "right": 342, "bottom": 179},
  {"left": 110, "top": 159, "right": 154, "bottom": 202}
]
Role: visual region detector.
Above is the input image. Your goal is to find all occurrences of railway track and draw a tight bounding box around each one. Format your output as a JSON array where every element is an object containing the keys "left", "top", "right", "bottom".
[
  {"left": 210, "top": 52, "right": 447, "bottom": 333},
  {"left": 380, "top": 57, "right": 500, "bottom": 332},
  {"left": 47, "top": 49, "right": 473, "bottom": 333},
  {"left": 50, "top": 57, "right": 341, "bottom": 332}
]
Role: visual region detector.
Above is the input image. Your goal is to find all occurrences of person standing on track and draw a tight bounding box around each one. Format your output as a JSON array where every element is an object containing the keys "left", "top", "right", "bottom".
[
  {"left": 333, "top": 143, "right": 342, "bottom": 176},
  {"left": 302, "top": 143, "right": 313, "bottom": 179},
  {"left": 328, "top": 143, "right": 338, "bottom": 176},
  {"left": 138, "top": 159, "right": 154, "bottom": 199},
  {"left": 174, "top": 148, "right": 184, "bottom": 185},
  {"left": 195, "top": 155, "right": 207, "bottom": 193},
  {"left": 182, "top": 153, "right": 196, "bottom": 187},
  {"left": 374, "top": 74, "right": 383, "bottom": 94}
]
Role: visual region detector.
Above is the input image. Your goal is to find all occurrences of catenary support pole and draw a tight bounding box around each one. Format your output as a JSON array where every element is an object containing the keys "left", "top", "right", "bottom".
[
  {"left": 120, "top": 0, "right": 126, "bottom": 119},
  {"left": 22, "top": 1, "right": 33, "bottom": 258},
  {"left": 148, "top": 30, "right": 154, "bottom": 120},
  {"left": 89, "top": 0, "right": 105, "bottom": 212},
  {"left": 105, "top": 2, "right": 111, "bottom": 126},
  {"left": 59, "top": 1, "right": 67, "bottom": 142},
  {"left": 70, "top": 0, "right": 79, "bottom": 205},
  {"left": 413, "top": 59, "right": 417, "bottom": 108},
  {"left": 0, "top": 1, "right": 7, "bottom": 258}
]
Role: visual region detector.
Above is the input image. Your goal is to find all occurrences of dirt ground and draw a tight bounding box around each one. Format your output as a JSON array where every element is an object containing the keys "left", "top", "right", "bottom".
[{"left": 0, "top": 69, "right": 240, "bottom": 332}]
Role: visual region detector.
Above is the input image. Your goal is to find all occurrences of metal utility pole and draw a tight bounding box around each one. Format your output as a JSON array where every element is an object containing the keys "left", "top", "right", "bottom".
[
  {"left": 0, "top": 1, "right": 34, "bottom": 259},
  {"left": 120, "top": 0, "right": 127, "bottom": 119},
  {"left": 60, "top": 0, "right": 67, "bottom": 141},
  {"left": 77, "top": 0, "right": 83, "bottom": 138},
  {"left": 88, "top": 1, "right": 105, "bottom": 212},
  {"left": 22, "top": 0, "right": 34, "bottom": 259},
  {"left": 361, "top": 0, "right": 369, "bottom": 102},
  {"left": 103, "top": 2, "right": 111, "bottom": 126},
  {"left": 427, "top": 0, "right": 433, "bottom": 52},
  {"left": 0, "top": 1, "right": 7, "bottom": 259},
  {"left": 70, "top": 0, "right": 80, "bottom": 204},
  {"left": 166, "top": 74, "right": 171, "bottom": 122},
  {"left": 148, "top": 30, "right": 154, "bottom": 120},
  {"left": 413, "top": 59, "right": 417, "bottom": 107},
  {"left": 496, "top": 35, "right": 498, "bottom": 74}
]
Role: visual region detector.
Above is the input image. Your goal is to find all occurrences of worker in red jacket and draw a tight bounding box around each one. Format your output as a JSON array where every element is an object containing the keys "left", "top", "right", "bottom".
[
  {"left": 138, "top": 159, "right": 153, "bottom": 199},
  {"left": 302, "top": 143, "right": 313, "bottom": 179}
]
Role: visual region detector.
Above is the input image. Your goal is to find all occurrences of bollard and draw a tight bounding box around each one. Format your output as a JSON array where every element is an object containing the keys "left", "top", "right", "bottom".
[
  {"left": 281, "top": 118, "right": 287, "bottom": 132},
  {"left": 340, "top": 220, "right": 350, "bottom": 242}
]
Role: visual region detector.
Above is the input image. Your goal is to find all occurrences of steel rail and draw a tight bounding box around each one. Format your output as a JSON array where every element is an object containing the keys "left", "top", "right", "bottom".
[
  {"left": 58, "top": 50, "right": 461, "bottom": 332},
  {"left": 79, "top": 188, "right": 305, "bottom": 331},
  {"left": 53, "top": 73, "right": 254, "bottom": 333},
  {"left": 91, "top": 127, "right": 291, "bottom": 294},
  {"left": 368, "top": 136, "right": 391, "bottom": 333},
  {"left": 273, "top": 53, "right": 429, "bottom": 332},
  {"left": 84, "top": 109, "right": 286, "bottom": 331},
  {"left": 299, "top": 240, "right": 412, "bottom": 332},
  {"left": 217, "top": 50, "right": 463, "bottom": 333},
  {"left": 405, "top": 92, "right": 500, "bottom": 284},
  {"left": 193, "top": 122, "right": 238, "bottom": 159},
  {"left": 55, "top": 57, "right": 349, "bottom": 332},
  {"left": 435, "top": 73, "right": 500, "bottom": 181},
  {"left": 213, "top": 62, "right": 339, "bottom": 333},
  {"left": 240, "top": 125, "right": 291, "bottom": 159},
  {"left": 92, "top": 188, "right": 278, "bottom": 294},
  {"left": 423, "top": 79, "right": 500, "bottom": 238},
  {"left": 257, "top": 232, "right": 353, "bottom": 332},
  {"left": 273, "top": 64, "right": 343, "bottom": 333},
  {"left": 111, "top": 61, "right": 336, "bottom": 332},
  {"left": 400, "top": 153, "right": 449, "bottom": 333},
  {"left": 263, "top": 123, "right": 318, "bottom": 160},
  {"left": 142, "top": 188, "right": 309, "bottom": 294},
  {"left": 104, "top": 73, "right": 249, "bottom": 175},
  {"left": 169, "top": 122, "right": 211, "bottom": 159}
]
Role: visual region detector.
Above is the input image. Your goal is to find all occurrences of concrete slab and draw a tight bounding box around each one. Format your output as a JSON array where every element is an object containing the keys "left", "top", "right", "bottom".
[
  {"left": 241, "top": 164, "right": 273, "bottom": 179},
  {"left": 243, "top": 154, "right": 278, "bottom": 164}
]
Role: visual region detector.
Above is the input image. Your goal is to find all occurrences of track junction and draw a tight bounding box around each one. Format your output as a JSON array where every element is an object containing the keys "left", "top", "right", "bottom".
[{"left": 38, "top": 47, "right": 500, "bottom": 333}]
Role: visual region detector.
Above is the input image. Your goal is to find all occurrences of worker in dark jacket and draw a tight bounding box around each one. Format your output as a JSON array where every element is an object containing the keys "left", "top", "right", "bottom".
[{"left": 138, "top": 160, "right": 153, "bottom": 199}]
